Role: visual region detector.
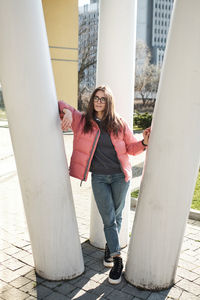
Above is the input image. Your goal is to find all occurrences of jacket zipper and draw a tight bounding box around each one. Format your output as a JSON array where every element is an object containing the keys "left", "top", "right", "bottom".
[{"left": 80, "top": 129, "right": 100, "bottom": 186}]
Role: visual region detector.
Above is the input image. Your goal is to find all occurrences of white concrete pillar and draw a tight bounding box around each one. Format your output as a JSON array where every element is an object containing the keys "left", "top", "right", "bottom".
[
  {"left": 125, "top": 0, "right": 200, "bottom": 290},
  {"left": 0, "top": 0, "right": 84, "bottom": 280},
  {"left": 89, "top": 0, "right": 137, "bottom": 249}
]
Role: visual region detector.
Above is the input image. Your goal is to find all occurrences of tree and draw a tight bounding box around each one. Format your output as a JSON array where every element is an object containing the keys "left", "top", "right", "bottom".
[
  {"left": 78, "top": 15, "right": 98, "bottom": 111},
  {"left": 135, "top": 40, "right": 160, "bottom": 106}
]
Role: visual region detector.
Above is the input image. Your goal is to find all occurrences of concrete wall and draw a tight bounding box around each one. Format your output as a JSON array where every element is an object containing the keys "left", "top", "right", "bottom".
[{"left": 42, "top": 0, "right": 78, "bottom": 108}]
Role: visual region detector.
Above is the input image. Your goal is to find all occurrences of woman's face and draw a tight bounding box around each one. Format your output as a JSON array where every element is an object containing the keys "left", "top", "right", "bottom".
[{"left": 93, "top": 90, "right": 106, "bottom": 114}]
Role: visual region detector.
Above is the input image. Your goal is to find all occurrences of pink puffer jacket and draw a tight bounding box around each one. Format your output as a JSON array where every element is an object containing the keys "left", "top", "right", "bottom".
[{"left": 58, "top": 101, "right": 147, "bottom": 182}]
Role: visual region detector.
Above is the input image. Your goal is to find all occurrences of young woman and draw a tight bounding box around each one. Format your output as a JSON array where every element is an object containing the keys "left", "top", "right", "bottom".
[{"left": 58, "top": 85, "right": 150, "bottom": 284}]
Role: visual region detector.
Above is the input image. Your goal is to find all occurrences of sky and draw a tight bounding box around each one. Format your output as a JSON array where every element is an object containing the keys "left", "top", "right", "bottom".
[{"left": 78, "top": 0, "right": 90, "bottom": 7}]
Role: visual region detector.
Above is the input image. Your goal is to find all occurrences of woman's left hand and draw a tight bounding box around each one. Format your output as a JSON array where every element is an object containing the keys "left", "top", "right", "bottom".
[{"left": 143, "top": 127, "right": 151, "bottom": 146}]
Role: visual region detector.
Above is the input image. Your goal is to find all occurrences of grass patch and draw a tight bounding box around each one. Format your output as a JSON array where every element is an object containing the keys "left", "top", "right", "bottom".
[
  {"left": 191, "top": 170, "right": 200, "bottom": 210},
  {"left": 131, "top": 170, "right": 200, "bottom": 211},
  {"left": 133, "top": 125, "right": 143, "bottom": 130}
]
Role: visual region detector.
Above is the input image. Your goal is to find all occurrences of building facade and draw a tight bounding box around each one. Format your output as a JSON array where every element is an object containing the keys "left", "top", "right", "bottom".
[{"left": 137, "top": 0, "right": 174, "bottom": 65}]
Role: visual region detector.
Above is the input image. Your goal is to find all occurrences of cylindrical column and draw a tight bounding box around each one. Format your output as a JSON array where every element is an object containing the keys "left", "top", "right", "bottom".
[
  {"left": 89, "top": 0, "right": 137, "bottom": 248},
  {"left": 0, "top": 0, "right": 84, "bottom": 280},
  {"left": 125, "top": 0, "right": 200, "bottom": 290},
  {"left": 96, "top": 0, "right": 136, "bottom": 128}
]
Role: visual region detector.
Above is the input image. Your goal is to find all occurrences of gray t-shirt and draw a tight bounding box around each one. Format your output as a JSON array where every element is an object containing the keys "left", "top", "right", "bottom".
[{"left": 90, "top": 118, "right": 122, "bottom": 175}]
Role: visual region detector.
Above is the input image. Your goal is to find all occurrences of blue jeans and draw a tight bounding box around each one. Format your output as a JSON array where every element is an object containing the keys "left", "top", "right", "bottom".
[{"left": 91, "top": 173, "right": 130, "bottom": 257}]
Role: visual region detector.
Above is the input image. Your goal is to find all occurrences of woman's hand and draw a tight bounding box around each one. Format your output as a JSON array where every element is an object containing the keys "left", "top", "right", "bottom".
[
  {"left": 61, "top": 109, "right": 72, "bottom": 131},
  {"left": 143, "top": 127, "right": 151, "bottom": 146}
]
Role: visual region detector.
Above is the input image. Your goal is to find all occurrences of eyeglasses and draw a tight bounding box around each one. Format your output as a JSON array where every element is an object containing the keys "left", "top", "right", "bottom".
[{"left": 93, "top": 95, "right": 107, "bottom": 104}]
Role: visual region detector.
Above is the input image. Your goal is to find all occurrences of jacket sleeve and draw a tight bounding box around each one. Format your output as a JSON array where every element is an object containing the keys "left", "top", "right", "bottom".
[
  {"left": 58, "top": 100, "right": 83, "bottom": 133},
  {"left": 123, "top": 121, "right": 147, "bottom": 156}
]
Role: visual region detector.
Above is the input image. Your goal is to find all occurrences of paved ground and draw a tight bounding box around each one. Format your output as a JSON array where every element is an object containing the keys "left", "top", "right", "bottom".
[{"left": 1, "top": 124, "right": 200, "bottom": 300}]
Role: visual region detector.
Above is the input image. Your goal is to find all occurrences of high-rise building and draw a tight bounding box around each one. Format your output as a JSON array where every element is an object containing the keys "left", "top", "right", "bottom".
[{"left": 137, "top": 0, "right": 174, "bottom": 65}]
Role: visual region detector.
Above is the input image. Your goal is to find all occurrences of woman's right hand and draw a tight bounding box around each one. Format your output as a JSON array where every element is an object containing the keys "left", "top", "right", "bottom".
[{"left": 61, "top": 109, "right": 72, "bottom": 131}]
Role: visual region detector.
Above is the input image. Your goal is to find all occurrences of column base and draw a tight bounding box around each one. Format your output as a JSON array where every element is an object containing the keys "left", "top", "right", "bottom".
[
  {"left": 124, "top": 273, "right": 175, "bottom": 291},
  {"left": 35, "top": 267, "right": 85, "bottom": 281}
]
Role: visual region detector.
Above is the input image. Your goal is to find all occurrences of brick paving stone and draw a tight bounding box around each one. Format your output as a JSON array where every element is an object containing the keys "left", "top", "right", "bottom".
[
  {"left": 176, "top": 278, "right": 200, "bottom": 296},
  {"left": 89, "top": 261, "right": 105, "bottom": 272},
  {"left": 11, "top": 239, "right": 30, "bottom": 248},
  {"left": 44, "top": 291, "right": 70, "bottom": 300},
  {"left": 174, "top": 274, "right": 183, "bottom": 284},
  {"left": 3, "top": 246, "right": 20, "bottom": 255},
  {"left": 29, "top": 284, "right": 52, "bottom": 299},
  {"left": 0, "top": 251, "right": 10, "bottom": 263},
  {"left": 24, "top": 269, "right": 44, "bottom": 283},
  {"left": 165, "top": 286, "right": 182, "bottom": 299},
  {"left": 19, "top": 254, "right": 34, "bottom": 266},
  {"left": 0, "top": 264, "right": 6, "bottom": 271},
  {"left": 194, "top": 277, "right": 200, "bottom": 285},
  {"left": 68, "top": 287, "right": 97, "bottom": 300},
  {"left": 98, "top": 274, "right": 111, "bottom": 286},
  {"left": 82, "top": 268, "right": 98, "bottom": 280},
  {"left": 2, "top": 257, "right": 25, "bottom": 270},
  {"left": 12, "top": 249, "right": 30, "bottom": 260},
  {"left": 121, "top": 284, "right": 151, "bottom": 299},
  {"left": 0, "top": 241, "right": 10, "bottom": 250},
  {"left": 88, "top": 283, "right": 114, "bottom": 298},
  {"left": 106, "top": 289, "right": 133, "bottom": 300},
  {"left": 193, "top": 267, "right": 200, "bottom": 275},
  {"left": 19, "top": 281, "right": 37, "bottom": 293},
  {"left": 176, "top": 267, "right": 200, "bottom": 281},
  {"left": 184, "top": 250, "right": 198, "bottom": 257},
  {"left": 0, "top": 281, "right": 12, "bottom": 293},
  {"left": 16, "top": 265, "right": 33, "bottom": 276},
  {"left": 82, "top": 279, "right": 101, "bottom": 292},
  {"left": 179, "top": 291, "right": 200, "bottom": 300},
  {"left": 73, "top": 277, "right": 90, "bottom": 289},
  {"left": 54, "top": 281, "right": 77, "bottom": 295},
  {"left": 67, "top": 287, "right": 85, "bottom": 299},
  {"left": 42, "top": 280, "right": 64, "bottom": 289},
  {"left": 178, "top": 259, "right": 198, "bottom": 271},
  {"left": 90, "top": 251, "right": 104, "bottom": 259},
  {"left": 1, "top": 286, "right": 28, "bottom": 300},
  {"left": 10, "top": 276, "right": 31, "bottom": 288},
  {"left": 90, "top": 272, "right": 108, "bottom": 283},
  {"left": 180, "top": 253, "right": 198, "bottom": 263},
  {"left": 83, "top": 247, "right": 98, "bottom": 256},
  {"left": 146, "top": 292, "right": 168, "bottom": 300},
  {"left": 83, "top": 255, "right": 94, "bottom": 264},
  {"left": 110, "top": 276, "right": 127, "bottom": 291},
  {"left": 85, "top": 258, "right": 98, "bottom": 267},
  {"left": 1, "top": 269, "right": 21, "bottom": 283}
]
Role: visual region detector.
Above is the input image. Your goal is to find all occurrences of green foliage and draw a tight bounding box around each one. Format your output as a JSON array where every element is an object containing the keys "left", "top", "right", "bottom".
[
  {"left": 131, "top": 171, "right": 200, "bottom": 211},
  {"left": 131, "top": 190, "right": 139, "bottom": 198},
  {"left": 134, "top": 111, "right": 152, "bottom": 129},
  {"left": 191, "top": 170, "right": 200, "bottom": 211}
]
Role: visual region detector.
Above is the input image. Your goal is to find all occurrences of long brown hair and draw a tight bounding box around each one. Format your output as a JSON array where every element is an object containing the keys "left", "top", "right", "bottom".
[{"left": 82, "top": 85, "right": 124, "bottom": 136}]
